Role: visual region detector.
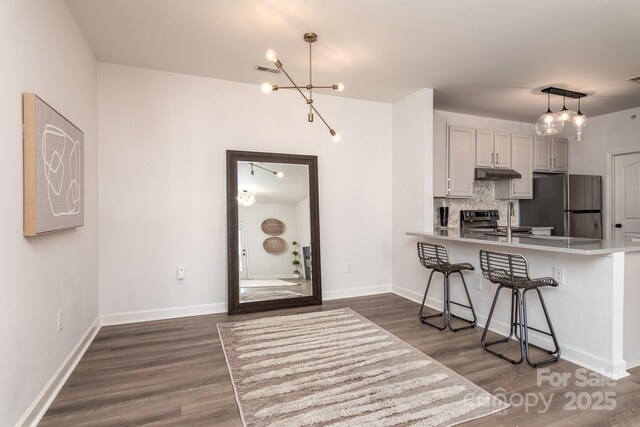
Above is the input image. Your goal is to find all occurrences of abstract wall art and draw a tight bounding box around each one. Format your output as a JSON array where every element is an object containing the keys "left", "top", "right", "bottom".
[{"left": 23, "top": 93, "right": 84, "bottom": 236}]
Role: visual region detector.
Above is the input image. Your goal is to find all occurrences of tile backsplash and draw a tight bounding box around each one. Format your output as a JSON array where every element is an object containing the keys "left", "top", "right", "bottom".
[{"left": 434, "top": 181, "right": 520, "bottom": 228}]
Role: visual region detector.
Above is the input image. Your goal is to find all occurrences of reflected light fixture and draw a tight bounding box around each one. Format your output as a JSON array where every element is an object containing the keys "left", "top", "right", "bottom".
[
  {"left": 261, "top": 33, "right": 343, "bottom": 142},
  {"left": 535, "top": 87, "right": 587, "bottom": 140},
  {"left": 237, "top": 190, "right": 256, "bottom": 207},
  {"left": 249, "top": 162, "right": 283, "bottom": 178}
]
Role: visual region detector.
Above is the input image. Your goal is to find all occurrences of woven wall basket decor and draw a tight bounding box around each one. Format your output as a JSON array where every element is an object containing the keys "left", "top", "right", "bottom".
[
  {"left": 263, "top": 237, "right": 288, "bottom": 255},
  {"left": 261, "top": 218, "right": 286, "bottom": 236}
]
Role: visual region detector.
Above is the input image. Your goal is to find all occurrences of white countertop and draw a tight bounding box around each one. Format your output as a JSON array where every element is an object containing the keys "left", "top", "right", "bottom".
[{"left": 407, "top": 229, "right": 640, "bottom": 255}]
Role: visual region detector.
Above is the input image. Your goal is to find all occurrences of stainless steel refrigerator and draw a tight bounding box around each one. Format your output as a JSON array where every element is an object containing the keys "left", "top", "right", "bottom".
[{"left": 520, "top": 175, "right": 602, "bottom": 238}]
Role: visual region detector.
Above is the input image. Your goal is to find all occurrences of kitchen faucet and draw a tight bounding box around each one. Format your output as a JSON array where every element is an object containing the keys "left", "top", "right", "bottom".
[{"left": 506, "top": 201, "right": 515, "bottom": 242}]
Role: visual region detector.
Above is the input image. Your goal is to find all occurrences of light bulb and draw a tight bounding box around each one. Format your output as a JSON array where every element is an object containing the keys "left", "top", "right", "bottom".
[
  {"left": 544, "top": 114, "right": 554, "bottom": 124},
  {"left": 555, "top": 108, "right": 576, "bottom": 122},
  {"left": 265, "top": 49, "right": 278, "bottom": 63},
  {"left": 336, "top": 83, "right": 345, "bottom": 92},
  {"left": 276, "top": 171, "right": 284, "bottom": 178},
  {"left": 261, "top": 82, "right": 273, "bottom": 94},
  {"left": 332, "top": 132, "right": 341, "bottom": 143}
]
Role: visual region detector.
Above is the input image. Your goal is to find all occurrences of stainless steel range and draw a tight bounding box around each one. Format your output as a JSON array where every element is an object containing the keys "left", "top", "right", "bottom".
[{"left": 460, "top": 210, "right": 531, "bottom": 237}]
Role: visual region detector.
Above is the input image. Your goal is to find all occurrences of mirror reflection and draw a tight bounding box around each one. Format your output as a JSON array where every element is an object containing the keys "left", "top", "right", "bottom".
[{"left": 237, "top": 161, "right": 312, "bottom": 303}]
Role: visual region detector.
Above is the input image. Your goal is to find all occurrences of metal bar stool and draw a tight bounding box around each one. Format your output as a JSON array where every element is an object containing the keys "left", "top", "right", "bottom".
[
  {"left": 479, "top": 249, "right": 561, "bottom": 367},
  {"left": 416, "top": 242, "right": 477, "bottom": 331}
]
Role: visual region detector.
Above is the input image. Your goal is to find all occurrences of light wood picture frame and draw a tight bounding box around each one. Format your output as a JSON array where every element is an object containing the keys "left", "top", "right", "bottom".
[{"left": 23, "top": 93, "right": 84, "bottom": 236}]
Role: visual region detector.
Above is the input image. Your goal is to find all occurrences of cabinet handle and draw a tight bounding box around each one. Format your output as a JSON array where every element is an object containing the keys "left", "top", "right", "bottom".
[
  {"left": 553, "top": 158, "right": 556, "bottom": 169},
  {"left": 491, "top": 152, "right": 494, "bottom": 163},
  {"left": 512, "top": 182, "right": 515, "bottom": 193},
  {"left": 447, "top": 178, "right": 451, "bottom": 195},
  {"left": 496, "top": 153, "right": 499, "bottom": 164}
]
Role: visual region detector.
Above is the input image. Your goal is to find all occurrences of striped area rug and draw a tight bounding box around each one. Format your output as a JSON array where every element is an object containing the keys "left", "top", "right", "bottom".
[{"left": 218, "top": 308, "right": 508, "bottom": 427}]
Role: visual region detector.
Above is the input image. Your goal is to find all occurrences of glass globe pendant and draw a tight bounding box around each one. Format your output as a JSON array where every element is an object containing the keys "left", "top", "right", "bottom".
[
  {"left": 554, "top": 94, "right": 577, "bottom": 123},
  {"left": 535, "top": 92, "right": 564, "bottom": 136},
  {"left": 572, "top": 97, "right": 586, "bottom": 141}
]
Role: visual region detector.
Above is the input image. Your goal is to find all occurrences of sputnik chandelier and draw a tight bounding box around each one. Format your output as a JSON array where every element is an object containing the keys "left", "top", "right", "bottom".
[
  {"left": 261, "top": 32, "right": 344, "bottom": 142},
  {"left": 535, "top": 87, "right": 587, "bottom": 141}
]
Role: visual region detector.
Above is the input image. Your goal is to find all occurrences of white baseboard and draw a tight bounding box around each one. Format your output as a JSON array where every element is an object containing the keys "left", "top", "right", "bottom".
[
  {"left": 100, "top": 302, "right": 228, "bottom": 326},
  {"left": 17, "top": 316, "right": 101, "bottom": 427},
  {"left": 323, "top": 284, "right": 392, "bottom": 301},
  {"left": 391, "top": 285, "right": 628, "bottom": 380}
]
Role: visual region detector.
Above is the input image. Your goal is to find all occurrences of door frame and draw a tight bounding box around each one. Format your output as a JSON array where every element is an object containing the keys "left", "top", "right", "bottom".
[
  {"left": 238, "top": 221, "right": 249, "bottom": 279},
  {"left": 608, "top": 149, "right": 640, "bottom": 240}
]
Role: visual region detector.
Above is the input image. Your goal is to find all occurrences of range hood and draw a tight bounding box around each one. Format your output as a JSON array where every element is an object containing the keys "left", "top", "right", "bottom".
[{"left": 474, "top": 168, "right": 522, "bottom": 181}]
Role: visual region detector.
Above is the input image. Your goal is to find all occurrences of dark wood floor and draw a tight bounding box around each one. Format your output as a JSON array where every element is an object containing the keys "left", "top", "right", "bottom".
[{"left": 41, "top": 293, "right": 640, "bottom": 426}]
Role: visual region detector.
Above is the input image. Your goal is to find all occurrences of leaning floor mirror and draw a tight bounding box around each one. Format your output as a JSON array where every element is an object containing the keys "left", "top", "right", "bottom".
[{"left": 227, "top": 150, "right": 322, "bottom": 314}]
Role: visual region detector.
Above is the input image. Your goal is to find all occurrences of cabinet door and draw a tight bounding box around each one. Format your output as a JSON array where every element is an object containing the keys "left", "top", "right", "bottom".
[
  {"left": 533, "top": 137, "right": 552, "bottom": 171},
  {"left": 494, "top": 132, "right": 512, "bottom": 169},
  {"left": 448, "top": 126, "right": 475, "bottom": 198},
  {"left": 552, "top": 138, "right": 568, "bottom": 172},
  {"left": 475, "top": 130, "right": 494, "bottom": 167},
  {"left": 511, "top": 135, "right": 533, "bottom": 198},
  {"left": 433, "top": 115, "right": 448, "bottom": 197}
]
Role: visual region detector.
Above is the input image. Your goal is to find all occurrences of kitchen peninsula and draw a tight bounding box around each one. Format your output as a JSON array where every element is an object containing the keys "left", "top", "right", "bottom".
[{"left": 407, "top": 229, "right": 640, "bottom": 379}]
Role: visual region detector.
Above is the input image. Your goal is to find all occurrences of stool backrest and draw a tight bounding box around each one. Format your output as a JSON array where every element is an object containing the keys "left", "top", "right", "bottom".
[
  {"left": 417, "top": 242, "right": 450, "bottom": 269},
  {"left": 479, "top": 250, "right": 531, "bottom": 284}
]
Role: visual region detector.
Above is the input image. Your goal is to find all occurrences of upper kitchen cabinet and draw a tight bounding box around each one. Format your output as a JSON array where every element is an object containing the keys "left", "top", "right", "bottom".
[
  {"left": 475, "top": 130, "right": 512, "bottom": 169},
  {"left": 533, "top": 137, "right": 568, "bottom": 172},
  {"left": 433, "top": 116, "right": 475, "bottom": 198},
  {"left": 448, "top": 126, "right": 476, "bottom": 197},
  {"left": 495, "top": 135, "right": 533, "bottom": 199},
  {"left": 552, "top": 138, "right": 568, "bottom": 171},
  {"left": 494, "top": 132, "right": 512, "bottom": 168}
]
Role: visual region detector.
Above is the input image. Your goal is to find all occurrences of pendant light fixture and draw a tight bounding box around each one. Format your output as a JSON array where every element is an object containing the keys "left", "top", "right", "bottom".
[
  {"left": 572, "top": 96, "right": 587, "bottom": 141},
  {"left": 555, "top": 94, "right": 577, "bottom": 123},
  {"left": 261, "top": 33, "right": 344, "bottom": 142},
  {"left": 536, "top": 87, "right": 587, "bottom": 140},
  {"left": 535, "top": 92, "right": 564, "bottom": 136}
]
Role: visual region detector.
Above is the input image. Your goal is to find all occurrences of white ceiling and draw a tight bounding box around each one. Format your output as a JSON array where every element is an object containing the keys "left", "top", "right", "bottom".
[
  {"left": 238, "top": 162, "right": 309, "bottom": 204},
  {"left": 65, "top": 0, "right": 640, "bottom": 122}
]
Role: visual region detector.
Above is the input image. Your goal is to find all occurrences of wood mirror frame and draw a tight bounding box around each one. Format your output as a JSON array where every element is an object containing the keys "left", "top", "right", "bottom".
[{"left": 227, "top": 150, "right": 322, "bottom": 315}]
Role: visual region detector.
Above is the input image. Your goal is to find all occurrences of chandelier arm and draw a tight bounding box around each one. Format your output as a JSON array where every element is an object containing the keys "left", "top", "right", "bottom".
[
  {"left": 277, "top": 85, "right": 337, "bottom": 90},
  {"left": 310, "top": 103, "right": 332, "bottom": 132},
  {"left": 250, "top": 162, "right": 278, "bottom": 175},
  {"left": 279, "top": 65, "right": 312, "bottom": 103}
]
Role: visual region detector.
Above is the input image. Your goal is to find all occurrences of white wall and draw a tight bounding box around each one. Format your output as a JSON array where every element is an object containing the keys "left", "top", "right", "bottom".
[
  {"left": 98, "top": 63, "right": 393, "bottom": 317},
  {"left": 568, "top": 107, "right": 640, "bottom": 239},
  {"left": 239, "top": 203, "right": 298, "bottom": 278},
  {"left": 0, "top": 1, "right": 98, "bottom": 426},
  {"left": 391, "top": 89, "right": 434, "bottom": 296}
]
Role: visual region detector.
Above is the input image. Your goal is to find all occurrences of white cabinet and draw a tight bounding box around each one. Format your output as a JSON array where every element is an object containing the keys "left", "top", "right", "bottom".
[
  {"left": 475, "top": 130, "right": 512, "bottom": 169},
  {"left": 448, "top": 126, "right": 476, "bottom": 198},
  {"left": 552, "top": 138, "right": 568, "bottom": 172},
  {"left": 433, "top": 117, "right": 476, "bottom": 199},
  {"left": 494, "top": 132, "right": 512, "bottom": 169},
  {"left": 495, "top": 135, "right": 533, "bottom": 199},
  {"left": 433, "top": 115, "right": 448, "bottom": 197},
  {"left": 533, "top": 137, "right": 568, "bottom": 172}
]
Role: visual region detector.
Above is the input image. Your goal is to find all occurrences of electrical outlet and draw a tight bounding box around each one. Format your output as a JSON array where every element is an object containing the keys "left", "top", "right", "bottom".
[
  {"left": 553, "top": 267, "right": 565, "bottom": 284},
  {"left": 473, "top": 278, "right": 482, "bottom": 290},
  {"left": 57, "top": 311, "right": 63, "bottom": 332},
  {"left": 177, "top": 266, "right": 185, "bottom": 283},
  {"left": 346, "top": 264, "right": 353, "bottom": 273}
]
